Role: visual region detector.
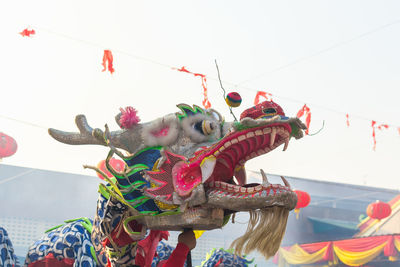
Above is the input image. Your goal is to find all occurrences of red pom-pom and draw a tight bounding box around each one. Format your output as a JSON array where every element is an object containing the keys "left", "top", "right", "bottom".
[{"left": 119, "top": 107, "right": 140, "bottom": 129}]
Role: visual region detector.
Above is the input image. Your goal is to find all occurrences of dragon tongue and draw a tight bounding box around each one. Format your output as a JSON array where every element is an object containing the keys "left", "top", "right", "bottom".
[{"left": 200, "top": 155, "right": 217, "bottom": 183}]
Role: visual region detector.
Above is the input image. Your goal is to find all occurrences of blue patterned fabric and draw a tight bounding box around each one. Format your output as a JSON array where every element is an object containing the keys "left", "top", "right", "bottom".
[
  {"left": 24, "top": 219, "right": 97, "bottom": 267},
  {"left": 0, "top": 227, "right": 20, "bottom": 267},
  {"left": 201, "top": 248, "right": 253, "bottom": 267},
  {"left": 151, "top": 241, "right": 188, "bottom": 267}
]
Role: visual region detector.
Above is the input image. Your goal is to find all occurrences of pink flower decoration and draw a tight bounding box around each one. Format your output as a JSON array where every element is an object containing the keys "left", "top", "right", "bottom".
[{"left": 119, "top": 106, "right": 140, "bottom": 129}]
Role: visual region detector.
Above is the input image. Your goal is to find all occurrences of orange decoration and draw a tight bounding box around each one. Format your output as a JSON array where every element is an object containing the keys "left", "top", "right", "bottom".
[
  {"left": 293, "top": 190, "right": 311, "bottom": 219},
  {"left": 19, "top": 28, "right": 35, "bottom": 37},
  {"left": 175, "top": 66, "right": 211, "bottom": 109},
  {"left": 254, "top": 91, "right": 272, "bottom": 105},
  {"left": 96, "top": 158, "right": 125, "bottom": 180},
  {"left": 371, "top": 121, "right": 390, "bottom": 151},
  {"left": 367, "top": 200, "right": 391, "bottom": 220},
  {"left": 297, "top": 104, "right": 311, "bottom": 135},
  {"left": 102, "top": 50, "right": 115, "bottom": 74}
]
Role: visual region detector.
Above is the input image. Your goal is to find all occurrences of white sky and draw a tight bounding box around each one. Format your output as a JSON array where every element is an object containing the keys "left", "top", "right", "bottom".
[{"left": 1, "top": 0, "right": 400, "bottom": 190}]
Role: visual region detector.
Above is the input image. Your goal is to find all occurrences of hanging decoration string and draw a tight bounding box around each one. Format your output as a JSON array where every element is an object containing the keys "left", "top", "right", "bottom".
[
  {"left": 254, "top": 91, "right": 273, "bottom": 105},
  {"left": 214, "top": 60, "right": 238, "bottom": 121},
  {"left": 12, "top": 25, "right": 400, "bottom": 151},
  {"left": 102, "top": 50, "right": 115, "bottom": 74},
  {"left": 173, "top": 66, "right": 211, "bottom": 109}
]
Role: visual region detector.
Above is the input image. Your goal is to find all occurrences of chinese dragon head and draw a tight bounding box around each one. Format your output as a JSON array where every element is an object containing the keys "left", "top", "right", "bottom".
[{"left": 48, "top": 100, "right": 306, "bottom": 262}]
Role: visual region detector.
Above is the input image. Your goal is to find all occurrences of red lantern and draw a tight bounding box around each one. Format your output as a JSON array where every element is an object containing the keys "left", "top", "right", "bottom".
[
  {"left": 294, "top": 190, "right": 311, "bottom": 219},
  {"left": 367, "top": 200, "right": 391, "bottom": 220},
  {"left": 0, "top": 132, "right": 17, "bottom": 159},
  {"left": 96, "top": 158, "right": 126, "bottom": 180}
]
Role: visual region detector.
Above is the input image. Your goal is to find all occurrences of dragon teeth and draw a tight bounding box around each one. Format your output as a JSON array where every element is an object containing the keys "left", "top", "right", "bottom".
[
  {"left": 200, "top": 155, "right": 216, "bottom": 183},
  {"left": 246, "top": 132, "right": 255, "bottom": 138},
  {"left": 255, "top": 130, "right": 263, "bottom": 136},
  {"left": 224, "top": 141, "right": 231, "bottom": 148},
  {"left": 270, "top": 127, "right": 277, "bottom": 148},
  {"left": 263, "top": 128, "right": 271, "bottom": 134},
  {"left": 238, "top": 135, "right": 246, "bottom": 142},
  {"left": 256, "top": 149, "right": 264, "bottom": 156},
  {"left": 283, "top": 138, "right": 289, "bottom": 151}
]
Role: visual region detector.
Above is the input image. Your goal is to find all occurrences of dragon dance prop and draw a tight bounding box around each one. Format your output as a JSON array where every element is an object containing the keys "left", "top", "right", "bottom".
[
  {"left": 200, "top": 248, "right": 254, "bottom": 267},
  {"left": 152, "top": 242, "right": 253, "bottom": 267},
  {"left": 0, "top": 227, "right": 20, "bottom": 267},
  {"left": 24, "top": 100, "right": 306, "bottom": 266}
]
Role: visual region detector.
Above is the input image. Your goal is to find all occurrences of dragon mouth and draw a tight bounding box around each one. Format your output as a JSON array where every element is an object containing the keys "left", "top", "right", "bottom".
[{"left": 193, "top": 122, "right": 291, "bottom": 186}]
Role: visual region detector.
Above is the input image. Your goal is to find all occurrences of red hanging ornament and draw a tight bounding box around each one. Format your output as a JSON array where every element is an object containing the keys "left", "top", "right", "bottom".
[
  {"left": 102, "top": 50, "right": 115, "bottom": 74},
  {"left": 175, "top": 66, "right": 211, "bottom": 109},
  {"left": 293, "top": 190, "right": 311, "bottom": 219},
  {"left": 96, "top": 158, "right": 126, "bottom": 180},
  {"left": 346, "top": 114, "right": 350, "bottom": 127},
  {"left": 0, "top": 132, "right": 18, "bottom": 159},
  {"left": 367, "top": 200, "right": 391, "bottom": 221},
  {"left": 297, "top": 104, "right": 311, "bottom": 135},
  {"left": 19, "top": 28, "right": 35, "bottom": 37},
  {"left": 371, "top": 121, "right": 389, "bottom": 151},
  {"left": 254, "top": 91, "right": 272, "bottom": 105}
]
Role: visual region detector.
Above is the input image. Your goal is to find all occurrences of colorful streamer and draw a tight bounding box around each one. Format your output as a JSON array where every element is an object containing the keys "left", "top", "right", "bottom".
[
  {"left": 254, "top": 91, "right": 272, "bottom": 105},
  {"left": 175, "top": 66, "right": 211, "bottom": 109},
  {"left": 19, "top": 28, "right": 35, "bottom": 37},
  {"left": 371, "top": 121, "right": 390, "bottom": 151},
  {"left": 275, "top": 234, "right": 400, "bottom": 267},
  {"left": 102, "top": 50, "right": 115, "bottom": 74},
  {"left": 297, "top": 104, "right": 311, "bottom": 135}
]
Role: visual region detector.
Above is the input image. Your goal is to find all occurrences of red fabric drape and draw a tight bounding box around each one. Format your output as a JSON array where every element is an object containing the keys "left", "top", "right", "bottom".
[
  {"left": 277, "top": 235, "right": 400, "bottom": 264},
  {"left": 371, "top": 121, "right": 390, "bottom": 150},
  {"left": 254, "top": 91, "right": 272, "bottom": 105},
  {"left": 297, "top": 241, "right": 331, "bottom": 253},
  {"left": 20, "top": 28, "right": 35, "bottom": 37},
  {"left": 297, "top": 104, "right": 311, "bottom": 135},
  {"left": 334, "top": 235, "right": 389, "bottom": 252},
  {"left": 175, "top": 66, "right": 211, "bottom": 109},
  {"left": 102, "top": 50, "right": 115, "bottom": 74},
  {"left": 28, "top": 253, "right": 74, "bottom": 267}
]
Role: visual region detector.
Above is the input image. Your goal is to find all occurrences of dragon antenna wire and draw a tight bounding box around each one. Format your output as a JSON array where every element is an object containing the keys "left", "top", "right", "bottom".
[{"left": 215, "top": 59, "right": 238, "bottom": 121}]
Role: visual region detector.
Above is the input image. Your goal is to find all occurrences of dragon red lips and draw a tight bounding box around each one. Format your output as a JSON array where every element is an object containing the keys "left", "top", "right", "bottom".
[{"left": 193, "top": 123, "right": 292, "bottom": 185}]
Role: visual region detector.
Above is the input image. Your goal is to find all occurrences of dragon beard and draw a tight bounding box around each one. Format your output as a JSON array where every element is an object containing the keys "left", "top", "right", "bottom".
[{"left": 230, "top": 207, "right": 289, "bottom": 259}]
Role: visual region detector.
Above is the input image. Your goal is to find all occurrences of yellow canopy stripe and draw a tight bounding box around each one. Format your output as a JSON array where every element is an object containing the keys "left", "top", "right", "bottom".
[
  {"left": 394, "top": 237, "right": 400, "bottom": 251},
  {"left": 332, "top": 242, "right": 387, "bottom": 266},
  {"left": 279, "top": 244, "right": 328, "bottom": 265}
]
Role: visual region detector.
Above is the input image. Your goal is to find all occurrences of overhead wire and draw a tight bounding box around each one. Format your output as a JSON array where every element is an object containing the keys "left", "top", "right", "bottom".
[
  {"left": 3, "top": 20, "right": 400, "bottom": 130},
  {"left": 236, "top": 18, "right": 400, "bottom": 86}
]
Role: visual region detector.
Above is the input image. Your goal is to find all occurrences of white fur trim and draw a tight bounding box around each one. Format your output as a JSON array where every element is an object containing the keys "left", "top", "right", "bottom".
[{"left": 141, "top": 115, "right": 179, "bottom": 147}]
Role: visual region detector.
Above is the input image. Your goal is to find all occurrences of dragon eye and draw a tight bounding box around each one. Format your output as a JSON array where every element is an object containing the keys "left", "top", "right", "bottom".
[
  {"left": 263, "top": 108, "right": 277, "bottom": 115},
  {"left": 194, "top": 120, "right": 215, "bottom": 135}
]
